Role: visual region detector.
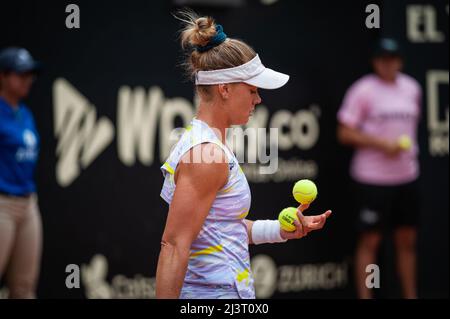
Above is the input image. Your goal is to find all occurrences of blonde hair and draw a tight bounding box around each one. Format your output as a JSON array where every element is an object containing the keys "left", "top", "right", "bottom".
[{"left": 175, "top": 10, "right": 256, "bottom": 95}]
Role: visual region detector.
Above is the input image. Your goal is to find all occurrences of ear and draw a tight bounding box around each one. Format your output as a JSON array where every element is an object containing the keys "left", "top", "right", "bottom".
[{"left": 217, "top": 84, "right": 230, "bottom": 99}]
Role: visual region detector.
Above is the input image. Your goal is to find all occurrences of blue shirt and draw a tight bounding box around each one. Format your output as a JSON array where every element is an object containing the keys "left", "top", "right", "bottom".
[{"left": 0, "top": 97, "right": 40, "bottom": 196}]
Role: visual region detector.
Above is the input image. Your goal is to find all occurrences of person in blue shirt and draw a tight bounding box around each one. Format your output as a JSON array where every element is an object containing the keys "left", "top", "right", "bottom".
[{"left": 0, "top": 47, "right": 42, "bottom": 298}]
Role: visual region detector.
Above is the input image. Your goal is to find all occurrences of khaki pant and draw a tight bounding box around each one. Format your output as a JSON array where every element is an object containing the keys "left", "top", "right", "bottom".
[{"left": 0, "top": 193, "right": 42, "bottom": 298}]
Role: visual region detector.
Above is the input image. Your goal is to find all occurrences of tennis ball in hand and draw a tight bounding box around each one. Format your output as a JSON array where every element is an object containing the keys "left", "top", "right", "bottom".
[
  {"left": 278, "top": 207, "right": 299, "bottom": 232},
  {"left": 398, "top": 135, "right": 412, "bottom": 150},
  {"left": 293, "top": 179, "right": 318, "bottom": 204}
]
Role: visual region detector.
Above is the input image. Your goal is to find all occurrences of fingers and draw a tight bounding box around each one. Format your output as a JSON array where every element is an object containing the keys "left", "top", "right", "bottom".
[
  {"left": 312, "top": 210, "right": 332, "bottom": 224},
  {"left": 296, "top": 208, "right": 304, "bottom": 223},
  {"left": 285, "top": 208, "right": 332, "bottom": 240},
  {"left": 311, "top": 215, "right": 324, "bottom": 223},
  {"left": 293, "top": 219, "right": 306, "bottom": 238},
  {"left": 297, "top": 204, "right": 309, "bottom": 213},
  {"left": 296, "top": 209, "right": 310, "bottom": 235},
  {"left": 304, "top": 210, "right": 333, "bottom": 230},
  {"left": 305, "top": 217, "right": 324, "bottom": 230}
]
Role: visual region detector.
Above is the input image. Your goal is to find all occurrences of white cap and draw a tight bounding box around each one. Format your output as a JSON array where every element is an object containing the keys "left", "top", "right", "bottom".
[{"left": 195, "top": 54, "right": 289, "bottom": 89}]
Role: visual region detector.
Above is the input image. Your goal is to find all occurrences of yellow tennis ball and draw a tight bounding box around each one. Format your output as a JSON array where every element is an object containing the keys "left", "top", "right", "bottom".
[
  {"left": 278, "top": 207, "right": 299, "bottom": 232},
  {"left": 398, "top": 134, "right": 412, "bottom": 150},
  {"left": 293, "top": 179, "right": 317, "bottom": 204}
]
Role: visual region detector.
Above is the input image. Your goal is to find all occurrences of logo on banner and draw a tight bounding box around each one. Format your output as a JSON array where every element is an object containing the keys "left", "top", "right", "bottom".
[
  {"left": 58, "top": 254, "right": 350, "bottom": 299},
  {"left": 53, "top": 78, "right": 115, "bottom": 187},
  {"left": 81, "top": 254, "right": 155, "bottom": 299},
  {"left": 53, "top": 78, "right": 321, "bottom": 186},
  {"left": 251, "top": 254, "right": 349, "bottom": 298}
]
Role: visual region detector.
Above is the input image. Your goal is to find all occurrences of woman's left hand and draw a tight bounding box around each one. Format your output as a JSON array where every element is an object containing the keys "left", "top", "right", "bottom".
[{"left": 280, "top": 204, "right": 332, "bottom": 240}]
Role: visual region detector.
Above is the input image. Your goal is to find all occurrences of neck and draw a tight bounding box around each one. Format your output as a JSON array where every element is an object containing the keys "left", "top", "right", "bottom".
[
  {"left": 377, "top": 74, "right": 398, "bottom": 84},
  {"left": 0, "top": 91, "right": 20, "bottom": 109},
  {"left": 196, "top": 101, "right": 229, "bottom": 144}
]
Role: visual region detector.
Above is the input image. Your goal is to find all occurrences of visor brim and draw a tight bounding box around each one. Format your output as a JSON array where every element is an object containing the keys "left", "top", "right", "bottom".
[{"left": 244, "top": 68, "right": 289, "bottom": 89}]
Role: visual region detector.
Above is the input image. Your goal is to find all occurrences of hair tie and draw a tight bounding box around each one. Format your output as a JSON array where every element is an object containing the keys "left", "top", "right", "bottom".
[{"left": 195, "top": 24, "right": 227, "bottom": 53}]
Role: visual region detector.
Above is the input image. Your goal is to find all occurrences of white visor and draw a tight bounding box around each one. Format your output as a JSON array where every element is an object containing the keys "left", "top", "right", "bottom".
[{"left": 195, "top": 54, "right": 289, "bottom": 89}]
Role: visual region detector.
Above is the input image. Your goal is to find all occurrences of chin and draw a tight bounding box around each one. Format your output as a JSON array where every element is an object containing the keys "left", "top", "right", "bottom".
[
  {"left": 230, "top": 116, "right": 249, "bottom": 126},
  {"left": 238, "top": 117, "right": 250, "bottom": 126},
  {"left": 18, "top": 90, "right": 31, "bottom": 99}
]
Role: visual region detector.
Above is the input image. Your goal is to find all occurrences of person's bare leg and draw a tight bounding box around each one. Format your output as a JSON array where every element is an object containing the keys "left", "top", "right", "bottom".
[
  {"left": 394, "top": 226, "right": 417, "bottom": 299},
  {"left": 355, "top": 231, "right": 382, "bottom": 299},
  {"left": 6, "top": 196, "right": 42, "bottom": 299}
]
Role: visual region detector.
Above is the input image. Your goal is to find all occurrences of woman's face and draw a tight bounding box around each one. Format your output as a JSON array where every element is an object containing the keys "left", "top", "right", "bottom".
[
  {"left": 0, "top": 71, "right": 35, "bottom": 99},
  {"left": 372, "top": 55, "right": 403, "bottom": 82},
  {"left": 226, "top": 83, "right": 262, "bottom": 125}
]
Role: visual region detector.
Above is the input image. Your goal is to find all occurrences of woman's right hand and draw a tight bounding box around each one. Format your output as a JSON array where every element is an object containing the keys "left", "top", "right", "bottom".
[
  {"left": 379, "top": 140, "right": 403, "bottom": 157},
  {"left": 280, "top": 204, "right": 332, "bottom": 240}
]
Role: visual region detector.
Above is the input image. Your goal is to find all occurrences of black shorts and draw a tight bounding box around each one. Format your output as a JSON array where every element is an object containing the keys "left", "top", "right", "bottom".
[{"left": 353, "top": 179, "right": 420, "bottom": 233}]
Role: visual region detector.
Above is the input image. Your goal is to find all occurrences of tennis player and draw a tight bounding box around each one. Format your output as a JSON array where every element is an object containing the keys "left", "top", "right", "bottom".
[{"left": 156, "top": 12, "right": 332, "bottom": 299}]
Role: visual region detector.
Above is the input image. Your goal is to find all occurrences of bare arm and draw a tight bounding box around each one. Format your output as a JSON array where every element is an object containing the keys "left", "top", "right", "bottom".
[
  {"left": 337, "top": 123, "right": 402, "bottom": 156},
  {"left": 155, "top": 144, "right": 228, "bottom": 299}
]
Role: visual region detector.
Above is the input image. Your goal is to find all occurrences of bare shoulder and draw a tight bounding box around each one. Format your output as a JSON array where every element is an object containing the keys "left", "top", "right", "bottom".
[{"left": 175, "top": 143, "right": 229, "bottom": 192}]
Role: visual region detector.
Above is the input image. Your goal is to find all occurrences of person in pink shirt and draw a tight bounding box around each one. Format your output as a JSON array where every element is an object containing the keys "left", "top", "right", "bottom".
[{"left": 337, "top": 38, "right": 421, "bottom": 299}]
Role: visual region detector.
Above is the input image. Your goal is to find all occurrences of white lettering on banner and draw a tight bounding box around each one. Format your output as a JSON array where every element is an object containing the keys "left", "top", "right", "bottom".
[
  {"left": 243, "top": 105, "right": 320, "bottom": 151},
  {"left": 291, "top": 108, "right": 320, "bottom": 149},
  {"left": 78, "top": 253, "right": 348, "bottom": 299},
  {"left": 406, "top": 4, "right": 446, "bottom": 43},
  {"left": 237, "top": 105, "right": 320, "bottom": 179},
  {"left": 53, "top": 78, "right": 321, "bottom": 186},
  {"left": 81, "top": 254, "right": 156, "bottom": 299},
  {"left": 277, "top": 262, "right": 348, "bottom": 293},
  {"left": 251, "top": 254, "right": 349, "bottom": 298},
  {"left": 117, "top": 86, "right": 163, "bottom": 166},
  {"left": 53, "top": 78, "right": 115, "bottom": 187},
  {"left": 117, "top": 86, "right": 195, "bottom": 166},
  {"left": 242, "top": 158, "right": 318, "bottom": 183},
  {"left": 426, "top": 70, "right": 449, "bottom": 156},
  {"left": 159, "top": 97, "right": 195, "bottom": 162},
  {"left": 251, "top": 255, "right": 278, "bottom": 298},
  {"left": 269, "top": 109, "right": 293, "bottom": 150}
]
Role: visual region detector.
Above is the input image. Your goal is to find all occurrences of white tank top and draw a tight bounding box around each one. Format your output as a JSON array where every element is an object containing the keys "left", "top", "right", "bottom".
[{"left": 160, "top": 117, "right": 255, "bottom": 298}]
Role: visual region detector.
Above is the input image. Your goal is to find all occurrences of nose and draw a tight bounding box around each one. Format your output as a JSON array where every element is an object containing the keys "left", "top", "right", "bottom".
[{"left": 255, "top": 92, "right": 262, "bottom": 105}]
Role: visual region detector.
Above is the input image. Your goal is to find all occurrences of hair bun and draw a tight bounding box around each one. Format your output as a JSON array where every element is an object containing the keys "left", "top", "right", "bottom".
[
  {"left": 175, "top": 9, "right": 255, "bottom": 80},
  {"left": 180, "top": 14, "right": 217, "bottom": 49},
  {"left": 193, "top": 17, "right": 216, "bottom": 46}
]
